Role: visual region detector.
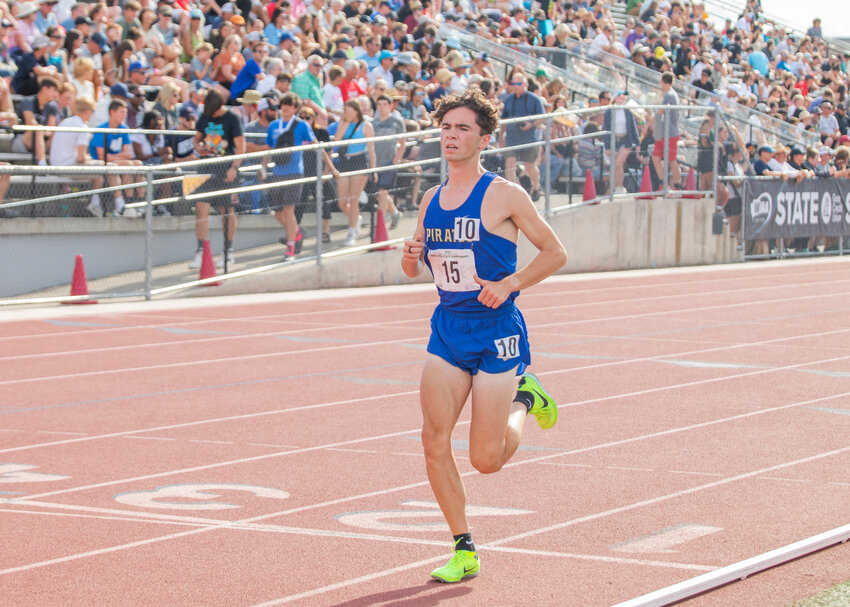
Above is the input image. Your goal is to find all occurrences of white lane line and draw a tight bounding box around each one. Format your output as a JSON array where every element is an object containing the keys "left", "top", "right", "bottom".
[
  {"left": 7, "top": 306, "right": 850, "bottom": 456},
  {"left": 36, "top": 431, "right": 88, "bottom": 436},
  {"left": 0, "top": 390, "right": 419, "bottom": 455},
  {"left": 0, "top": 336, "right": 426, "bottom": 387},
  {"left": 5, "top": 270, "right": 850, "bottom": 365},
  {"left": 670, "top": 471, "right": 725, "bottom": 477},
  {"left": 123, "top": 436, "right": 176, "bottom": 442},
  {"left": 0, "top": 500, "right": 714, "bottom": 573},
  {"left": 4, "top": 388, "right": 849, "bottom": 585},
  {"left": 757, "top": 477, "right": 812, "bottom": 483},
  {"left": 609, "top": 467, "right": 655, "bottom": 472},
  {"left": 2, "top": 425, "right": 423, "bottom": 504},
  {"left": 187, "top": 440, "right": 233, "bottom": 445},
  {"left": 325, "top": 448, "right": 380, "bottom": 454},
  {"left": 390, "top": 452, "right": 425, "bottom": 457},
  {"left": 248, "top": 443, "right": 300, "bottom": 449},
  {"left": 539, "top": 462, "right": 593, "bottom": 468}
]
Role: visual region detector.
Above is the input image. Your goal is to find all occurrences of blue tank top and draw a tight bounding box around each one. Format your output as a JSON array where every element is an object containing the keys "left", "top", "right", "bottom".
[
  {"left": 341, "top": 121, "right": 366, "bottom": 155},
  {"left": 423, "top": 171, "right": 519, "bottom": 313}
]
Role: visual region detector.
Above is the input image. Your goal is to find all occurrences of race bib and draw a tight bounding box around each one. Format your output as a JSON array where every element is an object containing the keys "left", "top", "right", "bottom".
[
  {"left": 494, "top": 335, "right": 521, "bottom": 360},
  {"left": 429, "top": 248, "right": 480, "bottom": 292}
]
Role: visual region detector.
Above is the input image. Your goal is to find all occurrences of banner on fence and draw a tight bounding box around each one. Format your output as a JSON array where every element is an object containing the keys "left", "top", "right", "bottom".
[{"left": 744, "top": 178, "right": 850, "bottom": 239}]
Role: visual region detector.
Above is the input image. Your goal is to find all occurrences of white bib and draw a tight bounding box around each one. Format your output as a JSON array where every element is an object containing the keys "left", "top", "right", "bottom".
[{"left": 428, "top": 248, "right": 480, "bottom": 292}]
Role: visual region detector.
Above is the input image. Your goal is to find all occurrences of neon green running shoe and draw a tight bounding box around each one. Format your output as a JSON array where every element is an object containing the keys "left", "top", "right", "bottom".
[
  {"left": 430, "top": 549, "right": 480, "bottom": 583},
  {"left": 517, "top": 373, "right": 558, "bottom": 429}
]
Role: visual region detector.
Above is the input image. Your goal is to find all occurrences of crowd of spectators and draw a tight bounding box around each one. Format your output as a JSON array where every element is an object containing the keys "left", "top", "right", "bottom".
[{"left": 1, "top": 0, "right": 849, "bottom": 256}]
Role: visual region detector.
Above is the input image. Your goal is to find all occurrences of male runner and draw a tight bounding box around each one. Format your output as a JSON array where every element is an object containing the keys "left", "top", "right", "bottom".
[{"left": 401, "top": 89, "right": 567, "bottom": 583}]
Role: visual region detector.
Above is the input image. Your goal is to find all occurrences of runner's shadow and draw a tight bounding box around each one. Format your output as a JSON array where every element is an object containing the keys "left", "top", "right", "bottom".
[{"left": 328, "top": 582, "right": 473, "bottom": 606}]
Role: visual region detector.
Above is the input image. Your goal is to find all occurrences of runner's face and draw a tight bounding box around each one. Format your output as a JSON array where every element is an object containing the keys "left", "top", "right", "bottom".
[{"left": 440, "top": 107, "right": 487, "bottom": 161}]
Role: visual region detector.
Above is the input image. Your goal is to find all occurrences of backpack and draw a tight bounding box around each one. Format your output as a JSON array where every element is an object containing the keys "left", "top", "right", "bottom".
[{"left": 273, "top": 116, "right": 301, "bottom": 166}]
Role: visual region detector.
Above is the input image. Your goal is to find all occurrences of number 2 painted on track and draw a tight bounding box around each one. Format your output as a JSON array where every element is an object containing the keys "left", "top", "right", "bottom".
[{"left": 335, "top": 500, "right": 532, "bottom": 532}]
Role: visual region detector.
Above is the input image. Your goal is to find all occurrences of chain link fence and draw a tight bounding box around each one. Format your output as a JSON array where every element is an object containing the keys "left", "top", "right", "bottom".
[{"left": 1, "top": 104, "right": 726, "bottom": 304}]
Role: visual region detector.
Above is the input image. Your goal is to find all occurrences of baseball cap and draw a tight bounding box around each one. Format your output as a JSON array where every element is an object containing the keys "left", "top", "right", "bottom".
[
  {"left": 757, "top": 144, "right": 773, "bottom": 154},
  {"left": 378, "top": 50, "right": 395, "bottom": 62},
  {"left": 90, "top": 31, "right": 109, "bottom": 52},
  {"left": 128, "top": 61, "right": 149, "bottom": 73},
  {"left": 221, "top": 2, "right": 236, "bottom": 12},
  {"left": 189, "top": 8, "right": 203, "bottom": 19},
  {"left": 331, "top": 49, "right": 347, "bottom": 60},
  {"left": 790, "top": 146, "right": 805, "bottom": 156},
  {"left": 75, "top": 15, "right": 94, "bottom": 26},
  {"left": 191, "top": 80, "right": 208, "bottom": 92},
  {"left": 110, "top": 82, "right": 130, "bottom": 98},
  {"left": 179, "top": 105, "right": 196, "bottom": 119},
  {"left": 279, "top": 32, "right": 294, "bottom": 43},
  {"left": 820, "top": 146, "right": 833, "bottom": 155}
]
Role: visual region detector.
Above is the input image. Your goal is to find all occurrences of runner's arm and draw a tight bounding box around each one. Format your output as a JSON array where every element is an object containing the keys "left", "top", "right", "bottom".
[
  {"left": 475, "top": 182, "right": 566, "bottom": 308},
  {"left": 401, "top": 186, "right": 437, "bottom": 278}
]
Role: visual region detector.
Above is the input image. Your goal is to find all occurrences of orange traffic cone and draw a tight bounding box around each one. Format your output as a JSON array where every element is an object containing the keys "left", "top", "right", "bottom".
[
  {"left": 682, "top": 167, "right": 699, "bottom": 199},
  {"left": 62, "top": 254, "right": 97, "bottom": 304},
  {"left": 582, "top": 169, "right": 598, "bottom": 203},
  {"left": 198, "top": 240, "right": 220, "bottom": 286},
  {"left": 372, "top": 209, "right": 395, "bottom": 251},
  {"left": 636, "top": 166, "right": 656, "bottom": 199}
]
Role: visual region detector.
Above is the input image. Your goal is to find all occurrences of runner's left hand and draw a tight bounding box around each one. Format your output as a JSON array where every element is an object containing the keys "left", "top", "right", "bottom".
[{"left": 474, "top": 275, "right": 511, "bottom": 309}]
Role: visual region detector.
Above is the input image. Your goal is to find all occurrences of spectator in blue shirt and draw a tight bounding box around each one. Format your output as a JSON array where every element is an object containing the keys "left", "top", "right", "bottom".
[
  {"left": 265, "top": 92, "right": 339, "bottom": 260},
  {"left": 89, "top": 99, "right": 144, "bottom": 217},
  {"left": 230, "top": 40, "right": 269, "bottom": 102}
]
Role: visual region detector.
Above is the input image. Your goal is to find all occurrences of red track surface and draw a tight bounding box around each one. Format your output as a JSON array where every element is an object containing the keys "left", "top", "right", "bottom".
[{"left": 2, "top": 259, "right": 850, "bottom": 606}]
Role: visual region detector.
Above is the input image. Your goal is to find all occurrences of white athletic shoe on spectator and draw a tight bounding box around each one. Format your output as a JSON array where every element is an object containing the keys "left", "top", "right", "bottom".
[
  {"left": 216, "top": 250, "right": 235, "bottom": 268},
  {"left": 86, "top": 201, "right": 103, "bottom": 218},
  {"left": 189, "top": 249, "right": 203, "bottom": 269},
  {"left": 355, "top": 214, "right": 363, "bottom": 234},
  {"left": 343, "top": 228, "right": 357, "bottom": 246},
  {"left": 121, "top": 207, "right": 142, "bottom": 218}
]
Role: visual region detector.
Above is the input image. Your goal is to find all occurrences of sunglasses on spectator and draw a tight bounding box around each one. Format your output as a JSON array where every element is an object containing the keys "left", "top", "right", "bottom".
[{"left": 510, "top": 80, "right": 524, "bottom": 85}]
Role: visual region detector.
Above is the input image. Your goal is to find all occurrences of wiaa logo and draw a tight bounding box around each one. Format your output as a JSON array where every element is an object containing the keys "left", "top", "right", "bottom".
[{"left": 749, "top": 192, "right": 772, "bottom": 223}]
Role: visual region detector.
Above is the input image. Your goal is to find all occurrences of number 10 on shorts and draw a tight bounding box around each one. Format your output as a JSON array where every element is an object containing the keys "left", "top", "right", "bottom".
[{"left": 494, "top": 335, "right": 520, "bottom": 359}]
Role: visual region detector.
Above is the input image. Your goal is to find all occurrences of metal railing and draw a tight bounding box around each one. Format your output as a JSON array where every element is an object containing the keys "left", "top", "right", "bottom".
[
  {"left": 440, "top": 23, "right": 815, "bottom": 150},
  {"left": 0, "top": 104, "right": 728, "bottom": 304}
]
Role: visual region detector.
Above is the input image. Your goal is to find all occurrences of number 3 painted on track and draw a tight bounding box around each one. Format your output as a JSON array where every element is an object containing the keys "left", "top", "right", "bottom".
[{"left": 113, "top": 483, "right": 290, "bottom": 510}]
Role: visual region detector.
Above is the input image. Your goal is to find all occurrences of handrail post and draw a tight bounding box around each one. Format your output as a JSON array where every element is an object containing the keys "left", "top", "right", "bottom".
[
  {"left": 662, "top": 109, "right": 670, "bottom": 198},
  {"left": 712, "top": 106, "right": 720, "bottom": 206},
  {"left": 609, "top": 108, "right": 616, "bottom": 202},
  {"left": 144, "top": 171, "right": 153, "bottom": 300},
  {"left": 315, "top": 148, "right": 323, "bottom": 265},
  {"left": 544, "top": 116, "right": 552, "bottom": 219}
]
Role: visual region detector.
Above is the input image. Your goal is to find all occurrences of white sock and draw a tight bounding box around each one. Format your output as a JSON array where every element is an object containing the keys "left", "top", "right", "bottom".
[
  {"left": 91, "top": 194, "right": 101, "bottom": 207},
  {"left": 114, "top": 196, "right": 125, "bottom": 212}
]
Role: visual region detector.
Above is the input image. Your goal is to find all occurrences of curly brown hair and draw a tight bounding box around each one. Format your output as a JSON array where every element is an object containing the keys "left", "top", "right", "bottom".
[{"left": 432, "top": 88, "right": 500, "bottom": 136}]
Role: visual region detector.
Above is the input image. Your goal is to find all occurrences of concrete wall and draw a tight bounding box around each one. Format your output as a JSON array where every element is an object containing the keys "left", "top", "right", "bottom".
[
  {"left": 206, "top": 196, "right": 741, "bottom": 296},
  {"left": 0, "top": 196, "right": 740, "bottom": 298}
]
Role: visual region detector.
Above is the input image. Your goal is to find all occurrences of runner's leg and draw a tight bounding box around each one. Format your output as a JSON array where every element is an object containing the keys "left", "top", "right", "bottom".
[
  {"left": 420, "top": 354, "right": 473, "bottom": 535},
  {"left": 468, "top": 368, "right": 525, "bottom": 474}
]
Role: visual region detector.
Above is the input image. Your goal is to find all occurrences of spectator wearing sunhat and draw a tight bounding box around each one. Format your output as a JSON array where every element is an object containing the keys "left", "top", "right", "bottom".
[
  {"left": 428, "top": 68, "right": 453, "bottom": 104},
  {"left": 444, "top": 50, "right": 470, "bottom": 93},
  {"left": 35, "top": 0, "right": 60, "bottom": 35},
  {"left": 234, "top": 89, "right": 262, "bottom": 127},
  {"left": 10, "top": 2, "right": 40, "bottom": 57}
]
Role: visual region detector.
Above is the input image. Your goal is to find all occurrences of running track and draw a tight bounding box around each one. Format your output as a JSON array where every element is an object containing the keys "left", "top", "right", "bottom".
[{"left": 1, "top": 258, "right": 850, "bottom": 606}]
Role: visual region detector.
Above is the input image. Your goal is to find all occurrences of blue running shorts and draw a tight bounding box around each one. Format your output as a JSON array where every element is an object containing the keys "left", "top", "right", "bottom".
[{"left": 427, "top": 303, "right": 531, "bottom": 376}]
